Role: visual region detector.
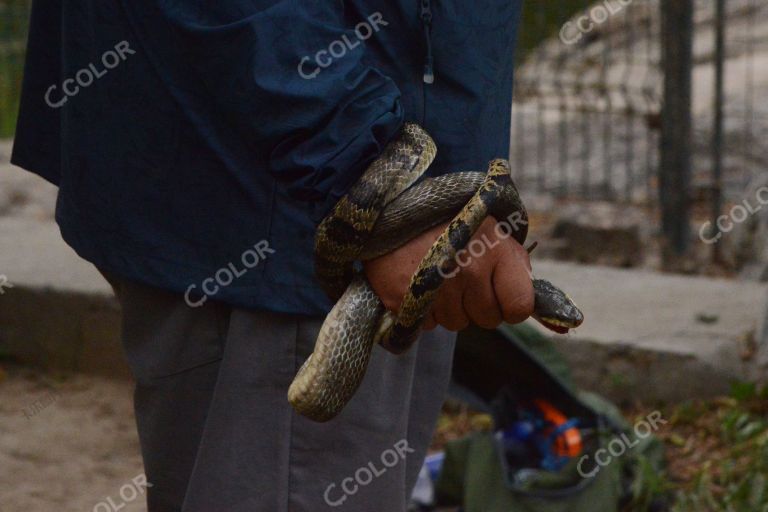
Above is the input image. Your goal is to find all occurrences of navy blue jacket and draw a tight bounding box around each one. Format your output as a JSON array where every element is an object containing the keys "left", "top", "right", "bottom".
[{"left": 12, "top": 0, "right": 522, "bottom": 316}]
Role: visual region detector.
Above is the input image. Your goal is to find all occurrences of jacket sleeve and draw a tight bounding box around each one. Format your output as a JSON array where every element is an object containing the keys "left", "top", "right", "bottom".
[{"left": 125, "top": 0, "right": 404, "bottom": 215}]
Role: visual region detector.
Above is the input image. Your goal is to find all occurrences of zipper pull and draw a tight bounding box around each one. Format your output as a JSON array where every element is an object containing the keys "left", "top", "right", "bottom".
[
  {"left": 420, "top": 0, "right": 435, "bottom": 84},
  {"left": 423, "top": 52, "right": 434, "bottom": 85}
]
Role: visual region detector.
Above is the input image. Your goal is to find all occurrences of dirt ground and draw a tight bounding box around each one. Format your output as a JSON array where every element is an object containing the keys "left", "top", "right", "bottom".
[{"left": 0, "top": 365, "right": 146, "bottom": 512}]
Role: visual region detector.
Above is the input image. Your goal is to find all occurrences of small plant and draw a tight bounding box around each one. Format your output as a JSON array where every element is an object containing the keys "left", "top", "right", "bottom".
[
  {"left": 0, "top": 1, "right": 30, "bottom": 137},
  {"left": 657, "top": 383, "right": 768, "bottom": 512}
]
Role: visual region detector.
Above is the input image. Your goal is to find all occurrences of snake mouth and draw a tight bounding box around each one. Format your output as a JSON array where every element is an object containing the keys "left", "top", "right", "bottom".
[{"left": 535, "top": 316, "right": 581, "bottom": 334}]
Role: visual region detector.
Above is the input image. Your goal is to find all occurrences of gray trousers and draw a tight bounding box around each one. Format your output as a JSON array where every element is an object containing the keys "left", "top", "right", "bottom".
[{"left": 109, "top": 275, "right": 455, "bottom": 512}]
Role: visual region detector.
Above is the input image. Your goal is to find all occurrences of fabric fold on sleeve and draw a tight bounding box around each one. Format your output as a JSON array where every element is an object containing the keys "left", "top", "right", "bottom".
[{"left": 145, "top": 0, "right": 405, "bottom": 217}]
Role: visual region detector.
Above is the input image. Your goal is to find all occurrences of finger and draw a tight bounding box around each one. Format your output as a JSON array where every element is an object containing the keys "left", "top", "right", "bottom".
[
  {"left": 422, "top": 307, "right": 438, "bottom": 330},
  {"left": 462, "top": 263, "right": 503, "bottom": 329},
  {"left": 433, "top": 279, "right": 470, "bottom": 331},
  {"left": 492, "top": 240, "right": 535, "bottom": 324}
]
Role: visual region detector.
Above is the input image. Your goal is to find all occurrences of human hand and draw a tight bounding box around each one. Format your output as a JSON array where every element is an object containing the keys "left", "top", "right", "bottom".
[{"left": 363, "top": 217, "right": 534, "bottom": 331}]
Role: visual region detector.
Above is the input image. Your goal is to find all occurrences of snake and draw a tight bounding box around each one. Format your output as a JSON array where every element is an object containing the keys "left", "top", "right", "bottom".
[{"left": 288, "top": 123, "right": 584, "bottom": 422}]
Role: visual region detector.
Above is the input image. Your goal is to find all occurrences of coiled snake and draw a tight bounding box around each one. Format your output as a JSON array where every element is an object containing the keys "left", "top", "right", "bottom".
[{"left": 288, "top": 123, "right": 583, "bottom": 422}]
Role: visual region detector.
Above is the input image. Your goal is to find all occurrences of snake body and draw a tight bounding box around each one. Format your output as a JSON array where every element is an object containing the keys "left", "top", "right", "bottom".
[{"left": 288, "top": 124, "right": 583, "bottom": 422}]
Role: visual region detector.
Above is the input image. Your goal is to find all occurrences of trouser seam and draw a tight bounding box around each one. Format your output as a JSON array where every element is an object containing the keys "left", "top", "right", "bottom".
[{"left": 285, "top": 317, "right": 300, "bottom": 512}]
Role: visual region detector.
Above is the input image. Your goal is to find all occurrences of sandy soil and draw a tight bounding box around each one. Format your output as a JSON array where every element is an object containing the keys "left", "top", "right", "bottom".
[
  {"left": 0, "top": 143, "right": 146, "bottom": 511},
  {"left": 0, "top": 365, "right": 146, "bottom": 512},
  {"left": 0, "top": 140, "right": 57, "bottom": 222}
]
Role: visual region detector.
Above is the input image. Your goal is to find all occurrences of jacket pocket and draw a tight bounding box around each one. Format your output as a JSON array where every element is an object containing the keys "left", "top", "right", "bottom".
[{"left": 116, "top": 277, "right": 230, "bottom": 384}]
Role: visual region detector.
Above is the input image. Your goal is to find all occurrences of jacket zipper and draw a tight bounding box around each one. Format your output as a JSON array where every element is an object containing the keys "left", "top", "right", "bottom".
[{"left": 420, "top": 0, "right": 434, "bottom": 84}]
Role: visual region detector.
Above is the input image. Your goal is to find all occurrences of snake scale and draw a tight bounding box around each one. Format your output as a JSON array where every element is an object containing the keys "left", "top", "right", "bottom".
[{"left": 288, "top": 123, "right": 583, "bottom": 422}]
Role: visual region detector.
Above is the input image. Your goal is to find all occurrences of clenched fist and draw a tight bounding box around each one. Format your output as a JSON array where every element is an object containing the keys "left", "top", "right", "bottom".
[{"left": 364, "top": 217, "right": 535, "bottom": 331}]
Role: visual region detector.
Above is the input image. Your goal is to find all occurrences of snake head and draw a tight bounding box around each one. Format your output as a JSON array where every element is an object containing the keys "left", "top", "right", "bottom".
[{"left": 532, "top": 279, "right": 584, "bottom": 334}]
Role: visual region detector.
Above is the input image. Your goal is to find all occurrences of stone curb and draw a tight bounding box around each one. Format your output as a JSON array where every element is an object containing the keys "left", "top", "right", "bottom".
[
  {"left": 0, "top": 285, "right": 129, "bottom": 378},
  {"left": 1, "top": 217, "right": 766, "bottom": 403}
]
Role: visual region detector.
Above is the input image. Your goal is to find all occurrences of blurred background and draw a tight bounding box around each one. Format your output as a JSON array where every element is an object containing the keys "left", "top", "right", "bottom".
[{"left": 1, "top": 0, "right": 768, "bottom": 511}]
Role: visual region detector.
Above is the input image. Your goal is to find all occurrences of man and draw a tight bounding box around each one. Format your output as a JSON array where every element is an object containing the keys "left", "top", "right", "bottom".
[{"left": 12, "top": 1, "right": 530, "bottom": 510}]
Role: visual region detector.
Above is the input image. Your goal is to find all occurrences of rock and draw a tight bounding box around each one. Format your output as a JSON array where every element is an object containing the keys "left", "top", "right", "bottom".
[{"left": 550, "top": 202, "right": 645, "bottom": 267}]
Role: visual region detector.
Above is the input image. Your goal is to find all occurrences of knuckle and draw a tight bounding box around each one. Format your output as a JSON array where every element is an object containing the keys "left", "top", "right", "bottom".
[
  {"left": 447, "top": 319, "right": 470, "bottom": 331},
  {"left": 501, "top": 288, "right": 535, "bottom": 323},
  {"left": 466, "top": 299, "right": 501, "bottom": 330},
  {"left": 474, "top": 316, "right": 500, "bottom": 330},
  {"left": 463, "top": 259, "right": 489, "bottom": 282}
]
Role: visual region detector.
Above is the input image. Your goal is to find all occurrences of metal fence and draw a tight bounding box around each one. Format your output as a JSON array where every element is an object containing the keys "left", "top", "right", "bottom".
[
  {"left": 512, "top": 0, "right": 661, "bottom": 203},
  {"left": 510, "top": 0, "right": 767, "bottom": 214},
  {"left": 1, "top": 0, "right": 765, "bottom": 217}
]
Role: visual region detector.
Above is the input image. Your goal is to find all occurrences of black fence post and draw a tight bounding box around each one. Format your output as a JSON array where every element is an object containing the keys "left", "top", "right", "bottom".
[
  {"left": 659, "top": 0, "right": 694, "bottom": 264},
  {"left": 711, "top": 0, "right": 726, "bottom": 262}
]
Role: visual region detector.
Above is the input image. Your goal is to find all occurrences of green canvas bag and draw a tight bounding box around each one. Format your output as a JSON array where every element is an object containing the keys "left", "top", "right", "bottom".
[{"left": 434, "top": 324, "right": 666, "bottom": 512}]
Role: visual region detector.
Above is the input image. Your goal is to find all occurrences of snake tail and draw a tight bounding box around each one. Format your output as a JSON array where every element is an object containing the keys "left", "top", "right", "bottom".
[{"left": 287, "top": 275, "right": 385, "bottom": 422}]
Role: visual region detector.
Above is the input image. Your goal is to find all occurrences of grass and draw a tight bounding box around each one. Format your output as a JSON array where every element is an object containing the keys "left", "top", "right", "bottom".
[
  {"left": 659, "top": 382, "right": 768, "bottom": 512},
  {"left": 0, "top": 0, "right": 30, "bottom": 138},
  {"left": 517, "top": 0, "right": 593, "bottom": 56}
]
